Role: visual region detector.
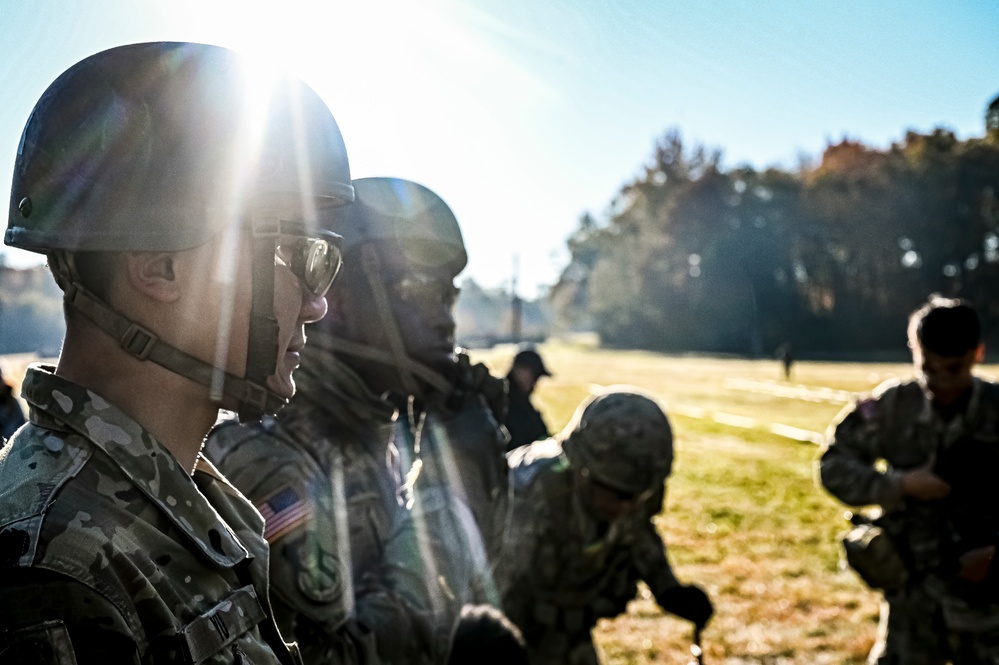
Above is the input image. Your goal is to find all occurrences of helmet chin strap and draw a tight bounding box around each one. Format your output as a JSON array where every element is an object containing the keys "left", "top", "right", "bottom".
[
  {"left": 239, "top": 233, "right": 283, "bottom": 421},
  {"left": 311, "top": 244, "right": 453, "bottom": 398},
  {"left": 52, "top": 251, "right": 287, "bottom": 421}
]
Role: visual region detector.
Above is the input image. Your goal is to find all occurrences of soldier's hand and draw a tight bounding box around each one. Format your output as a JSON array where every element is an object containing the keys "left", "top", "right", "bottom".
[
  {"left": 658, "top": 584, "right": 713, "bottom": 629},
  {"left": 442, "top": 353, "right": 508, "bottom": 422},
  {"left": 899, "top": 459, "right": 951, "bottom": 500},
  {"left": 957, "top": 545, "right": 996, "bottom": 583}
]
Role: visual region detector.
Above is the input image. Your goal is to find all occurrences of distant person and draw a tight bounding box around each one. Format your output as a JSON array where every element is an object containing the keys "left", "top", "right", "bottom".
[
  {"left": 0, "top": 367, "right": 26, "bottom": 440},
  {"left": 819, "top": 295, "right": 999, "bottom": 664},
  {"left": 503, "top": 348, "right": 552, "bottom": 451},
  {"left": 775, "top": 342, "right": 794, "bottom": 380},
  {"left": 494, "top": 389, "right": 713, "bottom": 665}
]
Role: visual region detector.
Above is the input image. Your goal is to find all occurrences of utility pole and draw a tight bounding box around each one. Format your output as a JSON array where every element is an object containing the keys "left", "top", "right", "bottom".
[{"left": 510, "top": 254, "right": 522, "bottom": 343}]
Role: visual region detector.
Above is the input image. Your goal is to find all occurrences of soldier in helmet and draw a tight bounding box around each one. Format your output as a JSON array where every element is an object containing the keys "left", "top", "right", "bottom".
[
  {"left": 819, "top": 295, "right": 999, "bottom": 664},
  {"left": 207, "top": 177, "right": 512, "bottom": 664},
  {"left": 0, "top": 42, "right": 350, "bottom": 663},
  {"left": 494, "top": 389, "right": 714, "bottom": 665}
]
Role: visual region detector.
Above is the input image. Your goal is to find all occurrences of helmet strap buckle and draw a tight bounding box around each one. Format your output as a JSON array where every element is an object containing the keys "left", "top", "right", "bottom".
[
  {"left": 241, "top": 381, "right": 269, "bottom": 411},
  {"left": 120, "top": 323, "right": 159, "bottom": 361}
]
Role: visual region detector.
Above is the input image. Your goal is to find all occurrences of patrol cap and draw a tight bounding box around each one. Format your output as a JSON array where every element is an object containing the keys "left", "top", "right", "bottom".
[
  {"left": 335, "top": 177, "right": 467, "bottom": 277},
  {"left": 512, "top": 348, "right": 552, "bottom": 378},
  {"left": 7, "top": 41, "right": 353, "bottom": 254},
  {"left": 563, "top": 389, "right": 674, "bottom": 494}
]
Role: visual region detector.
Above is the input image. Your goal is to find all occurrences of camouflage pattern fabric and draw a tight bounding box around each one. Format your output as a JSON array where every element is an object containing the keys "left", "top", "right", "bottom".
[
  {"left": 206, "top": 342, "right": 449, "bottom": 665},
  {"left": 819, "top": 377, "right": 999, "bottom": 664},
  {"left": 412, "top": 356, "right": 511, "bottom": 605},
  {"left": 493, "top": 440, "right": 680, "bottom": 665},
  {"left": 0, "top": 365, "right": 295, "bottom": 664}
]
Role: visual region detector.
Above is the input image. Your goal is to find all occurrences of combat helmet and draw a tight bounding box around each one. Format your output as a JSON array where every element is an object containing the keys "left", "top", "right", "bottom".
[
  {"left": 6, "top": 42, "right": 352, "bottom": 420},
  {"left": 562, "top": 389, "right": 674, "bottom": 494},
  {"left": 317, "top": 177, "right": 465, "bottom": 396}
]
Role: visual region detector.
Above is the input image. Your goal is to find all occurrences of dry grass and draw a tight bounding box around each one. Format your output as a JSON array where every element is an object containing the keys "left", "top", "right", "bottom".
[
  {"left": 6, "top": 344, "right": 992, "bottom": 662},
  {"left": 472, "top": 342, "right": 998, "bottom": 664}
]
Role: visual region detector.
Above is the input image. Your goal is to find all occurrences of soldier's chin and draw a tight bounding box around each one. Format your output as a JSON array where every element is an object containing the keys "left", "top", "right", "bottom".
[
  {"left": 266, "top": 372, "right": 296, "bottom": 401},
  {"left": 415, "top": 349, "right": 457, "bottom": 374}
]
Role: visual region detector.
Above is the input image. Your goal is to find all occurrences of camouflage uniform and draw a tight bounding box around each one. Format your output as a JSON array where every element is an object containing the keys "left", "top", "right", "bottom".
[
  {"left": 0, "top": 365, "right": 296, "bottom": 664},
  {"left": 493, "top": 439, "right": 681, "bottom": 665},
  {"left": 820, "top": 377, "right": 999, "bottom": 664},
  {"left": 207, "top": 339, "right": 447, "bottom": 665},
  {"left": 410, "top": 353, "right": 511, "bottom": 603}
]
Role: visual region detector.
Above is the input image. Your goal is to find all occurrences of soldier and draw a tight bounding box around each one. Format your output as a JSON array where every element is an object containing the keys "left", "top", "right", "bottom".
[
  {"left": 0, "top": 42, "right": 350, "bottom": 663},
  {"left": 207, "top": 177, "right": 511, "bottom": 664},
  {"left": 819, "top": 295, "right": 999, "bottom": 664},
  {"left": 495, "top": 389, "right": 714, "bottom": 665},
  {"left": 503, "top": 348, "right": 552, "bottom": 451}
]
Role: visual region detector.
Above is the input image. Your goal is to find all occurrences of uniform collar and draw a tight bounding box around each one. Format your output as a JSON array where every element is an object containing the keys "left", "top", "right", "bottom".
[
  {"left": 916, "top": 376, "right": 983, "bottom": 438},
  {"left": 22, "top": 364, "right": 250, "bottom": 568}
]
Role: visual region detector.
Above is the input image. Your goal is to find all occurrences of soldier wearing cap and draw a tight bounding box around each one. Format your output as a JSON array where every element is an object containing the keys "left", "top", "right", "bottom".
[
  {"left": 207, "top": 177, "right": 511, "bottom": 664},
  {"left": 494, "top": 389, "right": 713, "bottom": 665},
  {"left": 504, "top": 348, "right": 552, "bottom": 451},
  {"left": 0, "top": 43, "right": 350, "bottom": 663}
]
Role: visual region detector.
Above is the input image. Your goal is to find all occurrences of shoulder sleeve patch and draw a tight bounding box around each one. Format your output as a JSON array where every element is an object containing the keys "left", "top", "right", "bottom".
[{"left": 257, "top": 486, "right": 312, "bottom": 543}]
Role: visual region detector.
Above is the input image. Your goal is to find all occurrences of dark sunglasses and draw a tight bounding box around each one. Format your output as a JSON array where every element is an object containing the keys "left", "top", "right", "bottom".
[{"left": 393, "top": 274, "right": 461, "bottom": 307}]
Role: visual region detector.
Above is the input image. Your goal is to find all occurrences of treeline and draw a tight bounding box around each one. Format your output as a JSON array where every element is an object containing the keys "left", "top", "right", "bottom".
[
  {"left": 455, "top": 278, "right": 549, "bottom": 348},
  {"left": 0, "top": 263, "right": 545, "bottom": 356},
  {"left": 0, "top": 265, "right": 65, "bottom": 356},
  {"left": 550, "top": 126, "right": 999, "bottom": 355}
]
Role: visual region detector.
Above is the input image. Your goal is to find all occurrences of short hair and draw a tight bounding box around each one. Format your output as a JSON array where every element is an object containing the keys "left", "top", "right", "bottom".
[
  {"left": 47, "top": 251, "right": 118, "bottom": 301},
  {"left": 908, "top": 295, "right": 981, "bottom": 356}
]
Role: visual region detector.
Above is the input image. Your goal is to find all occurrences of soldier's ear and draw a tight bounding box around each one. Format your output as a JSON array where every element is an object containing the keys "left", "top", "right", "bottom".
[
  {"left": 125, "top": 251, "right": 180, "bottom": 303},
  {"left": 975, "top": 343, "right": 986, "bottom": 364}
]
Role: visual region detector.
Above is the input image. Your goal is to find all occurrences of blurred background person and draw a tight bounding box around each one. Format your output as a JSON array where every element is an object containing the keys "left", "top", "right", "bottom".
[
  {"left": 495, "top": 389, "right": 713, "bottom": 665},
  {"left": 503, "top": 347, "right": 552, "bottom": 451},
  {"left": 0, "top": 366, "right": 26, "bottom": 440}
]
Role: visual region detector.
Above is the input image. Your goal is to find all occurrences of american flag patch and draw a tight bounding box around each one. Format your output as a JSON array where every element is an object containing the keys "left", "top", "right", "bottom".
[{"left": 257, "top": 486, "right": 311, "bottom": 543}]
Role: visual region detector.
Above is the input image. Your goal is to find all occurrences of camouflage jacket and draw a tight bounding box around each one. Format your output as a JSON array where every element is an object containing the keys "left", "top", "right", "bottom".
[
  {"left": 412, "top": 404, "right": 509, "bottom": 598},
  {"left": 493, "top": 439, "right": 680, "bottom": 662},
  {"left": 820, "top": 377, "right": 999, "bottom": 577},
  {"left": 206, "top": 347, "right": 444, "bottom": 665},
  {"left": 0, "top": 365, "right": 296, "bottom": 664}
]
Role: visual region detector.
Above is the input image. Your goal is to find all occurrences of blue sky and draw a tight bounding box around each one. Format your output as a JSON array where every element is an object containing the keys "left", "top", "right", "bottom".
[{"left": 1, "top": 0, "right": 997, "bottom": 297}]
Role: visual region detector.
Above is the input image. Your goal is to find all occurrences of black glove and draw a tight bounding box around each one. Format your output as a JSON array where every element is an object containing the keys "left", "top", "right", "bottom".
[
  {"left": 445, "top": 353, "right": 508, "bottom": 423},
  {"left": 658, "top": 584, "right": 713, "bottom": 628}
]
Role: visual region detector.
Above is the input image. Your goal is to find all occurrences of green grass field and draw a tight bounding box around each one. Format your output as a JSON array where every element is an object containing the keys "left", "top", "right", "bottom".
[
  {"left": 6, "top": 345, "right": 994, "bottom": 663},
  {"left": 472, "top": 343, "right": 999, "bottom": 664}
]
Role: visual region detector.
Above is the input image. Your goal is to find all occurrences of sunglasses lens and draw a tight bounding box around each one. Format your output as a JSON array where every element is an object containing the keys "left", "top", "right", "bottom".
[
  {"left": 300, "top": 238, "right": 342, "bottom": 297},
  {"left": 282, "top": 237, "right": 341, "bottom": 297},
  {"left": 395, "top": 276, "right": 460, "bottom": 306}
]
